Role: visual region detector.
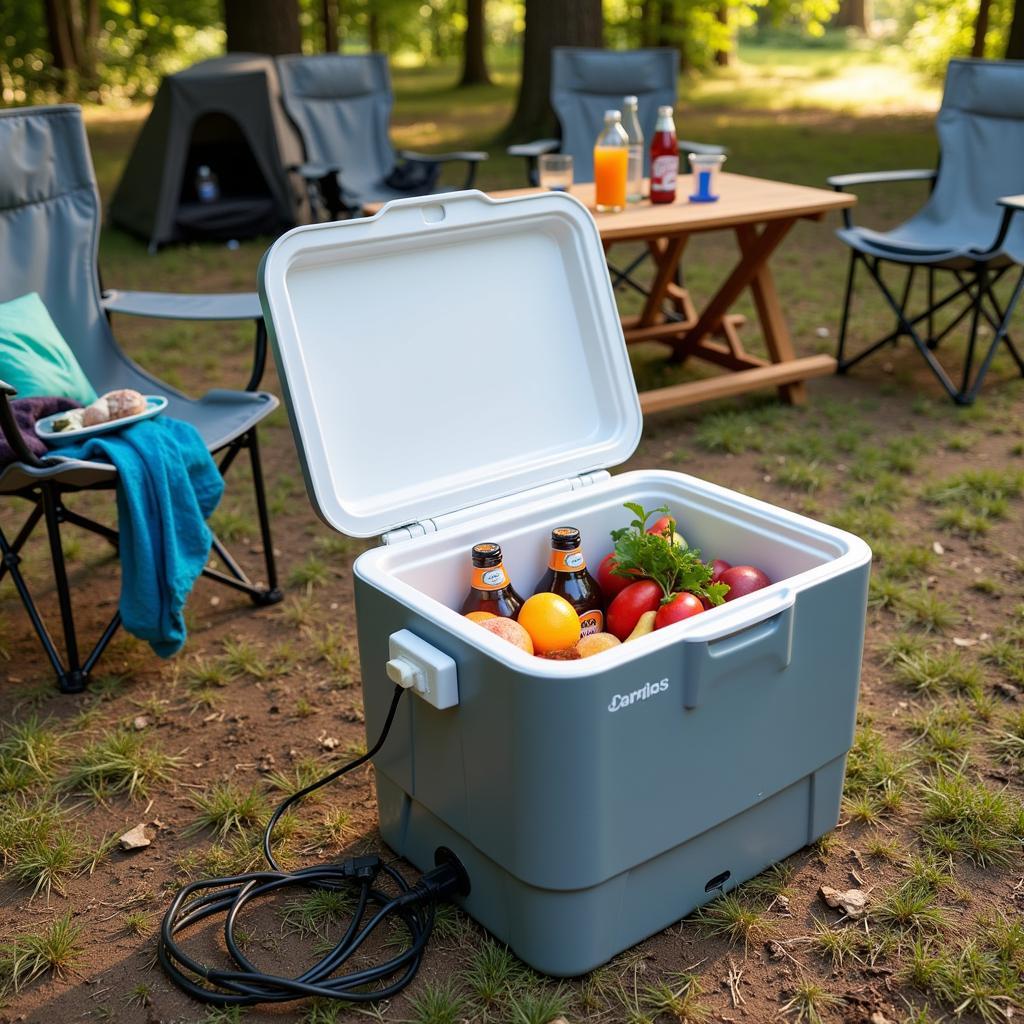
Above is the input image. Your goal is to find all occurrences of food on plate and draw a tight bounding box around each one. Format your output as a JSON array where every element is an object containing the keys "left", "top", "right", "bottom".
[
  {"left": 50, "top": 408, "right": 87, "bottom": 433},
  {"left": 465, "top": 611, "right": 497, "bottom": 623},
  {"left": 461, "top": 542, "right": 523, "bottom": 620},
  {"left": 534, "top": 527, "right": 605, "bottom": 636},
  {"left": 83, "top": 388, "right": 147, "bottom": 427},
  {"left": 624, "top": 609, "right": 658, "bottom": 642},
  {"left": 719, "top": 565, "right": 772, "bottom": 601},
  {"left": 517, "top": 592, "right": 581, "bottom": 655},
  {"left": 654, "top": 592, "right": 704, "bottom": 629},
  {"left": 606, "top": 579, "right": 663, "bottom": 641},
  {"left": 479, "top": 616, "right": 534, "bottom": 654},
  {"left": 576, "top": 632, "right": 621, "bottom": 657}
]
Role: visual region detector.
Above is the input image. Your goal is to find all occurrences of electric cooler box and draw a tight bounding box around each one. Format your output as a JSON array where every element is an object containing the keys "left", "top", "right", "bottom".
[{"left": 260, "top": 190, "right": 871, "bottom": 977}]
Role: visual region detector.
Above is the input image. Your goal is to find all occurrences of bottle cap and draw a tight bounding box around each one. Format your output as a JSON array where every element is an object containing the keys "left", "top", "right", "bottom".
[
  {"left": 657, "top": 105, "right": 674, "bottom": 116},
  {"left": 198, "top": 165, "right": 210, "bottom": 174},
  {"left": 623, "top": 94, "right": 638, "bottom": 106},
  {"left": 550, "top": 527, "right": 581, "bottom": 550},
  {"left": 471, "top": 542, "right": 502, "bottom": 567},
  {"left": 604, "top": 109, "right": 621, "bottom": 121}
]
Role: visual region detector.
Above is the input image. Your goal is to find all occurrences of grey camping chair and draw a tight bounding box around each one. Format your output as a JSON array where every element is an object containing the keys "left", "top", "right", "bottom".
[
  {"left": 276, "top": 53, "right": 488, "bottom": 219},
  {"left": 507, "top": 47, "right": 722, "bottom": 185},
  {"left": 0, "top": 105, "right": 283, "bottom": 693},
  {"left": 830, "top": 58, "right": 1024, "bottom": 404}
]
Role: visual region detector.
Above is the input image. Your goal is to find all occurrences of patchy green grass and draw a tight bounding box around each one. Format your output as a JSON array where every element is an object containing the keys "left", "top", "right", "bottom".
[
  {"left": 62, "top": 729, "right": 179, "bottom": 800},
  {"left": 184, "top": 782, "right": 269, "bottom": 839},
  {"left": 690, "top": 891, "right": 773, "bottom": 948},
  {"left": 0, "top": 912, "right": 83, "bottom": 993}
]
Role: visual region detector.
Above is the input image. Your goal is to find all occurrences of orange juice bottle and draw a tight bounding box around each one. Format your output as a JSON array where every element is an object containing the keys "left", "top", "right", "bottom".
[{"left": 593, "top": 109, "right": 629, "bottom": 213}]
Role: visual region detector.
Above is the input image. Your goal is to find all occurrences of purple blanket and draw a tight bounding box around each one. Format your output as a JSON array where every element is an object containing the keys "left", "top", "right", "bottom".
[{"left": 0, "top": 396, "right": 81, "bottom": 467}]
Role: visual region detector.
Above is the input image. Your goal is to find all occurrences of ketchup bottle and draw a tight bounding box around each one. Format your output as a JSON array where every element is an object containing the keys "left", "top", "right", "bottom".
[{"left": 649, "top": 105, "right": 678, "bottom": 205}]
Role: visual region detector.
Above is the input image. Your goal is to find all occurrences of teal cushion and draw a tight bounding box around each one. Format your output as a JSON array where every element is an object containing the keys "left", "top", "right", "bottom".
[{"left": 0, "top": 292, "right": 97, "bottom": 405}]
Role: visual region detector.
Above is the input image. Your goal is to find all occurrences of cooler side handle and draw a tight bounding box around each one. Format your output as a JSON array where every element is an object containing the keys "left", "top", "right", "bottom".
[{"left": 680, "top": 588, "right": 795, "bottom": 710}]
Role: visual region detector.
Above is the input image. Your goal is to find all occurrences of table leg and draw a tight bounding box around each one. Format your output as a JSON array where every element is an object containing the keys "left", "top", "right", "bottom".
[{"left": 735, "top": 221, "right": 806, "bottom": 405}]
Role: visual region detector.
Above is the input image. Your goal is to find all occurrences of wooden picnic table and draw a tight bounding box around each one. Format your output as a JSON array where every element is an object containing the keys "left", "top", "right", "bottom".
[{"left": 486, "top": 173, "right": 856, "bottom": 414}]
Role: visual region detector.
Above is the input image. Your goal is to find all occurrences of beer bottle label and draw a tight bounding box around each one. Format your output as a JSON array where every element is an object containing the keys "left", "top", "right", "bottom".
[
  {"left": 471, "top": 564, "right": 511, "bottom": 592},
  {"left": 579, "top": 610, "right": 604, "bottom": 636},
  {"left": 549, "top": 546, "right": 586, "bottom": 572}
]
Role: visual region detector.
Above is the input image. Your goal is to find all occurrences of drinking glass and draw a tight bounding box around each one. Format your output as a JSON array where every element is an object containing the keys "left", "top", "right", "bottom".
[
  {"left": 538, "top": 154, "right": 574, "bottom": 192},
  {"left": 688, "top": 153, "right": 726, "bottom": 203}
]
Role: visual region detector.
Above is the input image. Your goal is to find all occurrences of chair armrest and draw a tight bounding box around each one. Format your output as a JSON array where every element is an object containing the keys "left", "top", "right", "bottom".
[
  {"left": 289, "top": 161, "right": 342, "bottom": 180},
  {"left": 827, "top": 169, "right": 936, "bottom": 190},
  {"left": 987, "top": 195, "right": 1024, "bottom": 254},
  {"left": 398, "top": 149, "right": 488, "bottom": 164},
  {"left": 506, "top": 139, "right": 560, "bottom": 159},
  {"left": 102, "top": 289, "right": 262, "bottom": 322},
  {"left": 999, "top": 194, "right": 1024, "bottom": 213},
  {"left": 0, "top": 381, "right": 52, "bottom": 469},
  {"left": 679, "top": 139, "right": 726, "bottom": 156}
]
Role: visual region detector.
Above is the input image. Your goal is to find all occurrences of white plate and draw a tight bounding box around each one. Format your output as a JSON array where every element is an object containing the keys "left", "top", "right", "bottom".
[{"left": 35, "top": 396, "right": 168, "bottom": 446}]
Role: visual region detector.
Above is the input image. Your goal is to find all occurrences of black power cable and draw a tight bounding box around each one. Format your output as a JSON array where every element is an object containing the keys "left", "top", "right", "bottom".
[{"left": 158, "top": 683, "right": 469, "bottom": 1008}]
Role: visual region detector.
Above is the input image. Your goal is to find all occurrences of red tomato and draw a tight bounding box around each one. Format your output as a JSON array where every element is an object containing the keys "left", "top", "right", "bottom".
[
  {"left": 710, "top": 559, "right": 731, "bottom": 582},
  {"left": 646, "top": 515, "right": 676, "bottom": 537},
  {"left": 719, "top": 565, "right": 771, "bottom": 602},
  {"left": 596, "top": 552, "right": 637, "bottom": 599},
  {"left": 654, "top": 592, "right": 704, "bottom": 629},
  {"left": 606, "top": 579, "right": 663, "bottom": 641}
]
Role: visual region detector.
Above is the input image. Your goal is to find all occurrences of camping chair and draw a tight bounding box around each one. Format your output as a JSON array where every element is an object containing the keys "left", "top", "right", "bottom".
[
  {"left": 829, "top": 58, "right": 1024, "bottom": 404},
  {"left": 507, "top": 47, "right": 724, "bottom": 329},
  {"left": 0, "top": 105, "right": 282, "bottom": 694},
  {"left": 276, "top": 53, "right": 488, "bottom": 219}
]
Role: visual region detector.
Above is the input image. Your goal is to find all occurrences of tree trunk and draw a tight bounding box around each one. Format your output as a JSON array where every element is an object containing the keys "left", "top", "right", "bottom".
[
  {"left": 833, "top": 0, "right": 871, "bottom": 31},
  {"left": 640, "top": 0, "right": 658, "bottom": 47},
  {"left": 972, "top": 0, "right": 991, "bottom": 56},
  {"left": 505, "top": 0, "right": 602, "bottom": 141},
  {"left": 459, "top": 0, "right": 491, "bottom": 86},
  {"left": 714, "top": 3, "right": 731, "bottom": 66},
  {"left": 224, "top": 0, "right": 302, "bottom": 55},
  {"left": 368, "top": 6, "right": 381, "bottom": 51},
  {"left": 658, "top": 0, "right": 688, "bottom": 71},
  {"left": 44, "top": 0, "right": 77, "bottom": 71},
  {"left": 322, "top": 0, "right": 339, "bottom": 51},
  {"left": 1008, "top": 0, "right": 1024, "bottom": 58}
]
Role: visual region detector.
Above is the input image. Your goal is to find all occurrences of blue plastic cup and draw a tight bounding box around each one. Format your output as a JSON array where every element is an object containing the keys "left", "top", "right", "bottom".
[{"left": 688, "top": 153, "right": 726, "bottom": 203}]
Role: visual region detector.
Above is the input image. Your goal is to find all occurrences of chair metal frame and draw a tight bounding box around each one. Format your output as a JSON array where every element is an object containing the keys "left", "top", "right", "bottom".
[{"left": 0, "top": 316, "right": 281, "bottom": 694}]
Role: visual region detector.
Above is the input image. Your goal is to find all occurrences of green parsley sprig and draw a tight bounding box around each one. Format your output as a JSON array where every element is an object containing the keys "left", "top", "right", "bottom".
[{"left": 610, "top": 502, "right": 729, "bottom": 606}]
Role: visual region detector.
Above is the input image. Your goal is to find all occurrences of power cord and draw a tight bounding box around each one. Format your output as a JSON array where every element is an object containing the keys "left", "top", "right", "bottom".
[{"left": 158, "top": 683, "right": 469, "bottom": 1007}]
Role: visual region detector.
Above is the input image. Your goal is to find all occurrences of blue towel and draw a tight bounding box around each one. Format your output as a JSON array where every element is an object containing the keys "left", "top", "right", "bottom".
[{"left": 59, "top": 418, "right": 224, "bottom": 657}]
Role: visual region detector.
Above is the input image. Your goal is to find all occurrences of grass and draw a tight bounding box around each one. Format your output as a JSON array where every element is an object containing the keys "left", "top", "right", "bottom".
[
  {"left": 872, "top": 879, "right": 948, "bottom": 937},
  {"left": 921, "top": 771, "right": 1023, "bottom": 867},
  {"left": 464, "top": 939, "right": 527, "bottom": 1008},
  {"left": 62, "top": 729, "right": 179, "bottom": 799},
  {"left": 184, "top": 782, "right": 269, "bottom": 838},
  {"left": 890, "top": 648, "right": 983, "bottom": 697},
  {"left": 405, "top": 978, "right": 467, "bottom": 1024},
  {"left": 690, "top": 891, "right": 772, "bottom": 948},
  {"left": 0, "top": 912, "right": 84, "bottom": 993},
  {"left": 779, "top": 979, "right": 845, "bottom": 1023},
  {"left": 640, "top": 972, "right": 709, "bottom": 1022},
  {"left": 991, "top": 709, "right": 1024, "bottom": 765},
  {"left": 279, "top": 889, "right": 355, "bottom": 938},
  {"left": 812, "top": 920, "right": 864, "bottom": 969},
  {"left": 506, "top": 984, "right": 572, "bottom": 1024}
]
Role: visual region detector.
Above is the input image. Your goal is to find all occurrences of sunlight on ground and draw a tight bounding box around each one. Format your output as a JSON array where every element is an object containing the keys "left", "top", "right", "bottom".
[{"left": 690, "top": 47, "right": 940, "bottom": 116}]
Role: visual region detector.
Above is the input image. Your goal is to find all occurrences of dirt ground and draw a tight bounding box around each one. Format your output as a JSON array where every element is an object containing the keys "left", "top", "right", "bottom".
[{"left": 1, "top": 101, "right": 1023, "bottom": 1024}]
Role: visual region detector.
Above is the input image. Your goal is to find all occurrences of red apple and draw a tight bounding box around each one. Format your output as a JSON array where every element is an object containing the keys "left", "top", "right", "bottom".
[
  {"left": 606, "top": 579, "right": 663, "bottom": 641},
  {"left": 719, "top": 565, "right": 771, "bottom": 602},
  {"left": 647, "top": 515, "right": 686, "bottom": 548},
  {"left": 596, "top": 552, "right": 637, "bottom": 599},
  {"left": 654, "top": 592, "right": 704, "bottom": 629},
  {"left": 710, "top": 559, "right": 731, "bottom": 582}
]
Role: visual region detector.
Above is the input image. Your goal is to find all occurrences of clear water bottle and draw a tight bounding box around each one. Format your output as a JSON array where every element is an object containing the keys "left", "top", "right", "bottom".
[
  {"left": 195, "top": 165, "right": 220, "bottom": 204},
  {"left": 622, "top": 95, "right": 644, "bottom": 204}
]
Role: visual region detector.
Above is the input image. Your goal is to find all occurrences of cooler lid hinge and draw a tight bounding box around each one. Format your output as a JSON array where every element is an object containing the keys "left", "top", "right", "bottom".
[{"left": 380, "top": 471, "right": 611, "bottom": 545}]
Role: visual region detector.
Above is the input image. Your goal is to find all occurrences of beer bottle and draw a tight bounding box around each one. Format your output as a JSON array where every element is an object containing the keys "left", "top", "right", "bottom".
[
  {"left": 461, "top": 542, "right": 523, "bottom": 619},
  {"left": 534, "top": 527, "right": 605, "bottom": 636}
]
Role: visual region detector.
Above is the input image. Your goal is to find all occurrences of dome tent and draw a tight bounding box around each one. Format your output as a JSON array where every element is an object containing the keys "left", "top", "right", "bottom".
[{"left": 110, "top": 54, "right": 306, "bottom": 251}]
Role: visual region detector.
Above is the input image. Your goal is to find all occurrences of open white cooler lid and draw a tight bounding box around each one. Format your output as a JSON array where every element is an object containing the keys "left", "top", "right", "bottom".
[{"left": 259, "top": 190, "right": 643, "bottom": 539}]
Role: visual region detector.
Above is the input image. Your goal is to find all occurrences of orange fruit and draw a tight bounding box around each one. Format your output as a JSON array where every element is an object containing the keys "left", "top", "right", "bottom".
[
  {"left": 465, "top": 611, "right": 497, "bottom": 623},
  {"left": 517, "top": 593, "right": 581, "bottom": 655}
]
